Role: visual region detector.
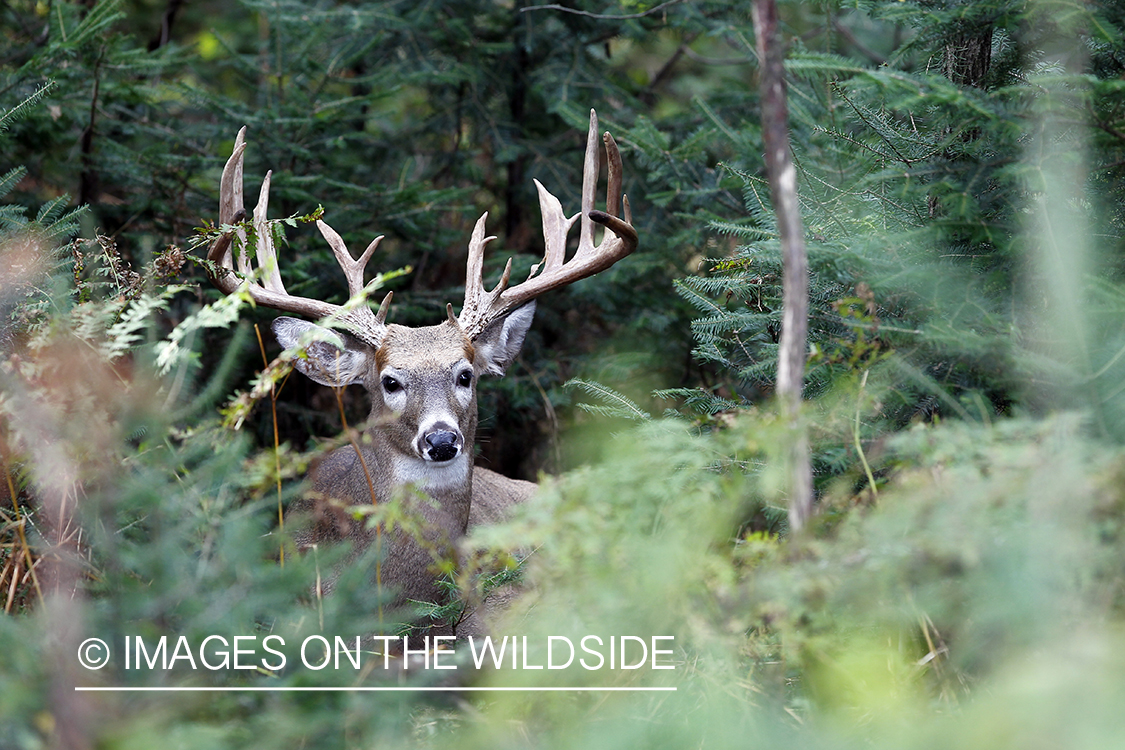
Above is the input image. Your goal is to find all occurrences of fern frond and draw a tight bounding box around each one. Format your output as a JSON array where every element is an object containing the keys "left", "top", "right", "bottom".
[
  {"left": 565, "top": 379, "right": 651, "bottom": 422},
  {"left": 103, "top": 286, "right": 192, "bottom": 360}
]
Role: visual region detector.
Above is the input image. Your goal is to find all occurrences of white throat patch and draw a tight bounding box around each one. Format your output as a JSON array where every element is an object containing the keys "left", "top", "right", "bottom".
[{"left": 392, "top": 453, "right": 471, "bottom": 493}]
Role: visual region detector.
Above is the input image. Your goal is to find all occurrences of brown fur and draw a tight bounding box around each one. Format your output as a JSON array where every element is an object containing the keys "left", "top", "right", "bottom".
[{"left": 275, "top": 312, "right": 538, "bottom": 639}]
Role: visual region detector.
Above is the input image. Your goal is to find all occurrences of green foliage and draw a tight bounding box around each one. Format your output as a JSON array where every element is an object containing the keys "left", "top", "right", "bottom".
[
  {"left": 445, "top": 412, "right": 1125, "bottom": 749},
  {"left": 640, "top": 0, "right": 1125, "bottom": 507},
  {"left": 565, "top": 378, "right": 652, "bottom": 421},
  {"left": 3, "top": 1, "right": 1125, "bottom": 749}
]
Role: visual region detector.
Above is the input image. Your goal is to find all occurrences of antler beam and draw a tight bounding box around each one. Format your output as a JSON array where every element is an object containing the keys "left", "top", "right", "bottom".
[{"left": 456, "top": 109, "right": 638, "bottom": 339}]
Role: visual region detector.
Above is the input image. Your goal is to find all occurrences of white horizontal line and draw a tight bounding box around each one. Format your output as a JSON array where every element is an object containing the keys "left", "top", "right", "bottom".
[{"left": 76, "top": 686, "right": 677, "bottom": 692}]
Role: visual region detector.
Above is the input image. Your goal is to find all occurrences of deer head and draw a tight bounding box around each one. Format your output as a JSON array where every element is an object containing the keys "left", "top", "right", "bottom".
[{"left": 205, "top": 110, "right": 636, "bottom": 477}]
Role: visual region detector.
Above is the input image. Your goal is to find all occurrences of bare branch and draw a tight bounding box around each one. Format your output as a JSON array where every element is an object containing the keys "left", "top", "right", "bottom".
[
  {"left": 829, "top": 17, "right": 887, "bottom": 66},
  {"left": 521, "top": 0, "right": 686, "bottom": 20}
]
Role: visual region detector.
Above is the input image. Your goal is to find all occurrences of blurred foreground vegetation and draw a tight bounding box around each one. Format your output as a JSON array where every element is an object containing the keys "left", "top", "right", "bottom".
[{"left": 3, "top": 0, "right": 1125, "bottom": 748}]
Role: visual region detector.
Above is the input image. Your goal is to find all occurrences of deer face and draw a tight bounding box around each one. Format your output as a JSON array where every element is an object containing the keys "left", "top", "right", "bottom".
[
  {"left": 272, "top": 302, "right": 534, "bottom": 468},
  {"left": 374, "top": 323, "right": 477, "bottom": 464},
  {"left": 209, "top": 108, "right": 633, "bottom": 482}
]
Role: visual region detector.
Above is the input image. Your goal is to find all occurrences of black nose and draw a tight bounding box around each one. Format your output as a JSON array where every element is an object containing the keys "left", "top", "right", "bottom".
[{"left": 424, "top": 431, "right": 460, "bottom": 462}]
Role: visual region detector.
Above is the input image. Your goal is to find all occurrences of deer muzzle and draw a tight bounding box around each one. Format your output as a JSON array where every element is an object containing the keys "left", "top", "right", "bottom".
[{"left": 420, "top": 423, "right": 463, "bottom": 463}]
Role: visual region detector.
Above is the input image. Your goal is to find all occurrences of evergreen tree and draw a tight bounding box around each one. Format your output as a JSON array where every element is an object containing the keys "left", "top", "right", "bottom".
[{"left": 2, "top": 2, "right": 1125, "bottom": 748}]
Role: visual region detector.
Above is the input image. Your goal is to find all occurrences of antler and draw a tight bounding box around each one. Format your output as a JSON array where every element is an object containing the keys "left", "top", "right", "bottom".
[
  {"left": 456, "top": 109, "right": 638, "bottom": 339},
  {"left": 206, "top": 127, "right": 392, "bottom": 347}
]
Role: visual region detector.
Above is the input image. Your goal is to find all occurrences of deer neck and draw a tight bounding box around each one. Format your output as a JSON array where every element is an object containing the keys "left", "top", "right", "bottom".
[{"left": 365, "top": 422, "right": 475, "bottom": 537}]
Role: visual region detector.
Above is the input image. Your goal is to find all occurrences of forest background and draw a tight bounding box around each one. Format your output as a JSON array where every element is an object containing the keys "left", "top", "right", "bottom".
[{"left": 3, "top": 0, "right": 1125, "bottom": 747}]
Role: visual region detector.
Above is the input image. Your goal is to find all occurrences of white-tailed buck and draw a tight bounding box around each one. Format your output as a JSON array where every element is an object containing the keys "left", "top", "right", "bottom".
[{"left": 205, "top": 110, "right": 636, "bottom": 636}]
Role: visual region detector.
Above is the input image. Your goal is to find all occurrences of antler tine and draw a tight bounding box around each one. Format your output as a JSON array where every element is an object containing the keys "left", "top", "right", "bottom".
[
  {"left": 603, "top": 130, "right": 622, "bottom": 220},
  {"left": 316, "top": 220, "right": 385, "bottom": 300},
  {"left": 252, "top": 170, "right": 286, "bottom": 293},
  {"left": 458, "top": 212, "right": 506, "bottom": 329},
  {"left": 375, "top": 290, "right": 393, "bottom": 325},
  {"left": 208, "top": 127, "right": 247, "bottom": 273},
  {"left": 463, "top": 212, "right": 492, "bottom": 302},
  {"left": 576, "top": 127, "right": 629, "bottom": 259},
  {"left": 456, "top": 109, "right": 638, "bottom": 339},
  {"left": 533, "top": 179, "right": 578, "bottom": 273},
  {"left": 221, "top": 128, "right": 246, "bottom": 226},
  {"left": 577, "top": 108, "right": 601, "bottom": 253},
  {"left": 205, "top": 128, "right": 388, "bottom": 347}
]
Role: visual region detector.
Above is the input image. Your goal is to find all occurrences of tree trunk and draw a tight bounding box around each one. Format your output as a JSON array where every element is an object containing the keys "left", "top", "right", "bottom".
[
  {"left": 752, "top": 0, "right": 813, "bottom": 532},
  {"left": 943, "top": 26, "right": 993, "bottom": 88}
]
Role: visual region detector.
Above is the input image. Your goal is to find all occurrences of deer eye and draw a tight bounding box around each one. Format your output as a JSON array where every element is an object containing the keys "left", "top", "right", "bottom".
[
  {"left": 456, "top": 371, "right": 473, "bottom": 388},
  {"left": 381, "top": 375, "right": 402, "bottom": 393}
]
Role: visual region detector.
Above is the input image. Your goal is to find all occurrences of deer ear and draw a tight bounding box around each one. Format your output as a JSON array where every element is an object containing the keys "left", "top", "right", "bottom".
[
  {"left": 272, "top": 317, "right": 370, "bottom": 387},
  {"left": 473, "top": 301, "right": 535, "bottom": 377}
]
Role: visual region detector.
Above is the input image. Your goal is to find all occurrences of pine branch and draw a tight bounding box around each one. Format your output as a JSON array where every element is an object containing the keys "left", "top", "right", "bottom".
[
  {"left": 0, "top": 82, "right": 56, "bottom": 134},
  {"left": 565, "top": 379, "right": 652, "bottom": 422}
]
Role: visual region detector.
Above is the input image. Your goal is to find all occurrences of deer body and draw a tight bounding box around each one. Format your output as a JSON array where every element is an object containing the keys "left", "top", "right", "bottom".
[
  {"left": 290, "top": 450, "right": 536, "bottom": 622},
  {"left": 275, "top": 313, "right": 536, "bottom": 619},
  {"left": 205, "top": 110, "right": 636, "bottom": 634}
]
